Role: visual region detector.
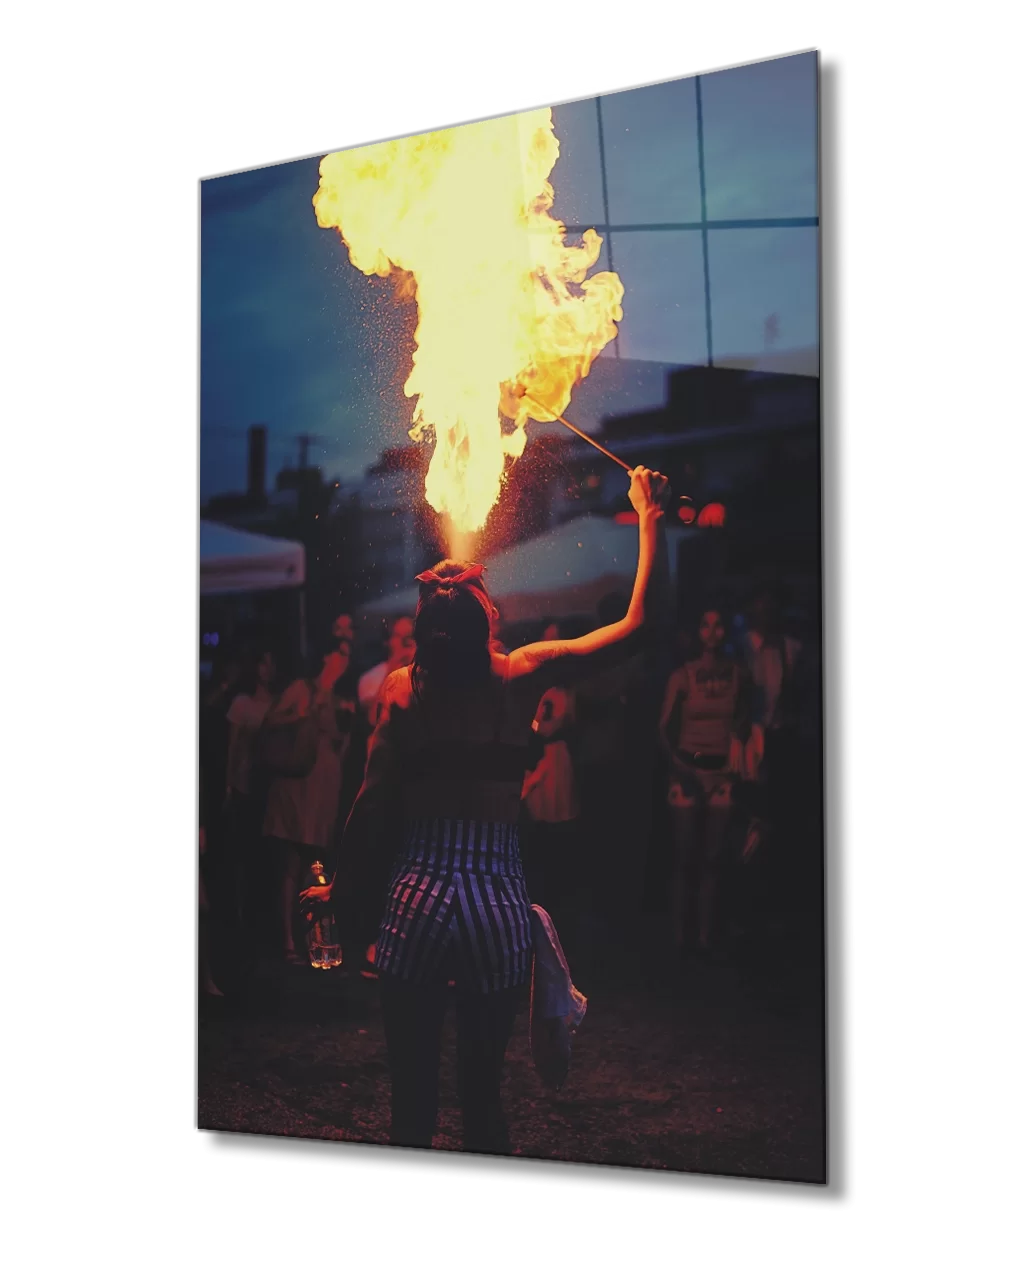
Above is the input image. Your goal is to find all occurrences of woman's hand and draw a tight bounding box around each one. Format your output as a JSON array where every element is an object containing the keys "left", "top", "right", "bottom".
[
  {"left": 299, "top": 882, "right": 332, "bottom": 910},
  {"left": 266, "top": 680, "right": 308, "bottom": 725},
  {"left": 521, "top": 762, "right": 544, "bottom": 798},
  {"left": 728, "top": 735, "right": 745, "bottom": 775},
  {"left": 628, "top": 466, "right": 671, "bottom": 518}
]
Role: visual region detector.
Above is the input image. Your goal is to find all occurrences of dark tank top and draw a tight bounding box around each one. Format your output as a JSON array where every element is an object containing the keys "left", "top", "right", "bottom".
[{"left": 382, "top": 654, "right": 540, "bottom": 824}]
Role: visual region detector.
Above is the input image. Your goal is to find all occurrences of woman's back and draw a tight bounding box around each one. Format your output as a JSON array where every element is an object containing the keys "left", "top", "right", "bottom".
[{"left": 377, "top": 654, "right": 543, "bottom": 824}]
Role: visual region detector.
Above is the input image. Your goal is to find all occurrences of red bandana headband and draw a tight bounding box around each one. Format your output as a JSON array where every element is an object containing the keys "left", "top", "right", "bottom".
[{"left": 415, "top": 564, "right": 486, "bottom": 587}]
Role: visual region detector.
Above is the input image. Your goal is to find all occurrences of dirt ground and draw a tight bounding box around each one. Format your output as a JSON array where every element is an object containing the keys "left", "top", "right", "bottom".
[{"left": 198, "top": 941, "right": 825, "bottom": 1184}]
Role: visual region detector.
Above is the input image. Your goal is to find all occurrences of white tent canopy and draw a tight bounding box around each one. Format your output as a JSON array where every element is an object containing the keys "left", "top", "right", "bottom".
[
  {"left": 200, "top": 520, "right": 305, "bottom": 596},
  {"left": 358, "top": 515, "right": 693, "bottom": 626}
]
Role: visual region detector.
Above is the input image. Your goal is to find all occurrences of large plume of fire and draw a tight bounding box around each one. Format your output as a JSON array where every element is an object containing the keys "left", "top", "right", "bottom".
[{"left": 313, "top": 108, "right": 623, "bottom": 536}]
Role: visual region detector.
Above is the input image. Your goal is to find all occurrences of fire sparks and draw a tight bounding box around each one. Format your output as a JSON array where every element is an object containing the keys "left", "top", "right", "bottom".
[{"left": 314, "top": 109, "right": 623, "bottom": 535}]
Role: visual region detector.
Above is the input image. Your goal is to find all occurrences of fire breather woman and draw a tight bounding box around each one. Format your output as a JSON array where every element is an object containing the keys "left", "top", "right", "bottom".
[{"left": 302, "top": 467, "right": 670, "bottom": 1155}]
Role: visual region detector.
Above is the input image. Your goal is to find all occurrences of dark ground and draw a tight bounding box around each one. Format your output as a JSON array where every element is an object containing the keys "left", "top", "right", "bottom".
[{"left": 198, "top": 929, "right": 826, "bottom": 1183}]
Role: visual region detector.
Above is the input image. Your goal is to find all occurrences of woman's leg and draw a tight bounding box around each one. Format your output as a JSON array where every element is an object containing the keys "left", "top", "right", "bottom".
[
  {"left": 696, "top": 776, "right": 733, "bottom": 951},
  {"left": 198, "top": 868, "right": 223, "bottom": 996},
  {"left": 281, "top": 844, "right": 302, "bottom": 957},
  {"left": 379, "top": 976, "right": 448, "bottom": 1149},
  {"left": 249, "top": 835, "right": 277, "bottom": 960},
  {"left": 454, "top": 984, "right": 522, "bottom": 1155},
  {"left": 669, "top": 775, "right": 703, "bottom": 950},
  {"left": 231, "top": 795, "right": 248, "bottom": 933},
  {"left": 198, "top": 924, "right": 221, "bottom": 995},
  {"left": 240, "top": 814, "right": 263, "bottom": 960},
  {"left": 670, "top": 809, "right": 697, "bottom": 949}
]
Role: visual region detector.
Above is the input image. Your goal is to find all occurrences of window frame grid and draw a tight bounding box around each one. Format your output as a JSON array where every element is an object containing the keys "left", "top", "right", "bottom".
[{"left": 563, "top": 81, "right": 820, "bottom": 366}]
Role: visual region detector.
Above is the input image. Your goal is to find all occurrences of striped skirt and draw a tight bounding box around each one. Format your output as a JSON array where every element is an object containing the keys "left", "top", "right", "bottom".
[{"left": 376, "top": 818, "right": 533, "bottom": 993}]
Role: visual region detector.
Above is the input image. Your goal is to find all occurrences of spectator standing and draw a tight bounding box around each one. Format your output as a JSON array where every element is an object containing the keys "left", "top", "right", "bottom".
[
  {"left": 262, "top": 639, "right": 357, "bottom": 963},
  {"left": 358, "top": 616, "right": 416, "bottom": 728},
  {"left": 659, "top": 607, "right": 750, "bottom": 956},
  {"left": 224, "top": 646, "right": 277, "bottom": 947},
  {"left": 521, "top": 662, "right": 581, "bottom": 940}
]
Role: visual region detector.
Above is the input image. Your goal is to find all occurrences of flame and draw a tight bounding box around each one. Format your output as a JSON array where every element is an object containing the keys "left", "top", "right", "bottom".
[{"left": 314, "top": 108, "right": 623, "bottom": 534}]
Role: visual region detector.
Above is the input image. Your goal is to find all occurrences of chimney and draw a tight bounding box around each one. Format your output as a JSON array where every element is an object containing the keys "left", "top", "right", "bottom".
[{"left": 247, "top": 425, "right": 267, "bottom": 499}]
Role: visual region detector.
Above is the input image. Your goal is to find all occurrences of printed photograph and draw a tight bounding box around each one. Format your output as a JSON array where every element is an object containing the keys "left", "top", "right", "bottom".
[{"left": 198, "top": 49, "right": 824, "bottom": 1182}]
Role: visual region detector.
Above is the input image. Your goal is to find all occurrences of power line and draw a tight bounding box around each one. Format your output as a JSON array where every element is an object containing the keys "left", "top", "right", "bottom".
[
  {"left": 202, "top": 427, "right": 331, "bottom": 458},
  {"left": 294, "top": 433, "right": 326, "bottom": 470}
]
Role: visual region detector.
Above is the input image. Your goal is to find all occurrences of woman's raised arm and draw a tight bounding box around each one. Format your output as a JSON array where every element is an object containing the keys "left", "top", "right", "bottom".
[{"left": 507, "top": 466, "right": 670, "bottom": 679}]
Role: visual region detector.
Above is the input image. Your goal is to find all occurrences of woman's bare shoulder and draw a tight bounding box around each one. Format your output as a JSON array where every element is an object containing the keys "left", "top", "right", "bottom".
[
  {"left": 226, "top": 692, "right": 249, "bottom": 723},
  {"left": 378, "top": 665, "right": 414, "bottom": 708}
]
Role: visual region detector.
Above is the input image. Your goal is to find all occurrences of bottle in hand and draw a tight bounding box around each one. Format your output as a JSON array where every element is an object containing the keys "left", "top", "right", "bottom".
[{"left": 302, "top": 860, "right": 343, "bottom": 967}]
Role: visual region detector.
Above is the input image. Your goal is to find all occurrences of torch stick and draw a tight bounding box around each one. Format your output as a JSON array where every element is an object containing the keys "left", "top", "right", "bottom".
[
  {"left": 520, "top": 388, "right": 693, "bottom": 517},
  {"left": 520, "top": 390, "right": 632, "bottom": 472}
]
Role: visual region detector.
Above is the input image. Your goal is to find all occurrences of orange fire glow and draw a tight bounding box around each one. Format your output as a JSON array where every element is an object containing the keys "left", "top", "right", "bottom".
[{"left": 314, "top": 109, "right": 623, "bottom": 536}]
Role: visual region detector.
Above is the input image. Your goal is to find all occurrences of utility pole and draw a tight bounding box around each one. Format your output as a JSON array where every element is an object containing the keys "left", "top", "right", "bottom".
[{"left": 294, "top": 433, "right": 325, "bottom": 470}]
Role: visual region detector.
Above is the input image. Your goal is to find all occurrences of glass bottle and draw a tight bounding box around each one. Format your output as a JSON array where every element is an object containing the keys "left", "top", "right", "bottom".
[{"left": 301, "top": 861, "right": 342, "bottom": 969}]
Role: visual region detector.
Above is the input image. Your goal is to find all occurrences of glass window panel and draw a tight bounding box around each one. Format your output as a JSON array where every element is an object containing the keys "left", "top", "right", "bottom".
[
  {"left": 611, "top": 230, "right": 707, "bottom": 365},
  {"left": 701, "top": 52, "right": 818, "bottom": 220},
  {"left": 549, "top": 98, "right": 606, "bottom": 228},
  {"left": 708, "top": 227, "right": 818, "bottom": 369},
  {"left": 601, "top": 78, "right": 702, "bottom": 225}
]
